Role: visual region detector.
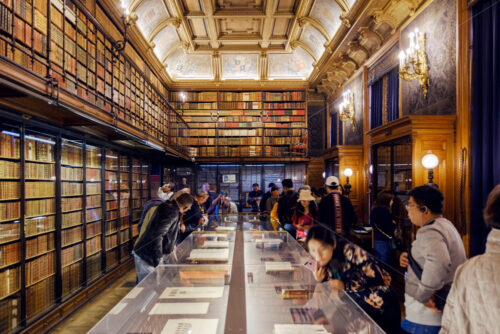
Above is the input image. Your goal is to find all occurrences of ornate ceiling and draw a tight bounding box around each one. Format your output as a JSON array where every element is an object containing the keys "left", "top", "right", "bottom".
[{"left": 116, "top": 0, "right": 428, "bottom": 93}]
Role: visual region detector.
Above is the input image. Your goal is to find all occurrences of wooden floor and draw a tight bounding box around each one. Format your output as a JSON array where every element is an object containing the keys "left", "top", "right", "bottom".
[{"left": 51, "top": 269, "right": 136, "bottom": 334}]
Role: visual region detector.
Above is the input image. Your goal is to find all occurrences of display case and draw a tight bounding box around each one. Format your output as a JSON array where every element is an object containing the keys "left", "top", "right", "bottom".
[{"left": 90, "top": 214, "right": 383, "bottom": 334}]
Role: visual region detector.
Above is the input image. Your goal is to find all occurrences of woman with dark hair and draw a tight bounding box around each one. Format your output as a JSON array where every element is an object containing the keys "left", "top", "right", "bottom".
[
  {"left": 306, "top": 225, "right": 401, "bottom": 333},
  {"left": 440, "top": 184, "right": 500, "bottom": 333},
  {"left": 292, "top": 189, "right": 318, "bottom": 239},
  {"left": 371, "top": 190, "right": 396, "bottom": 265}
]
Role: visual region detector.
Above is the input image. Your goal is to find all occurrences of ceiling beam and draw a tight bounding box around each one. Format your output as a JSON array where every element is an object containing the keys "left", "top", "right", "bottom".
[
  {"left": 260, "top": 0, "right": 278, "bottom": 48},
  {"left": 168, "top": 0, "right": 197, "bottom": 51},
  {"left": 200, "top": 0, "right": 221, "bottom": 49},
  {"left": 194, "top": 44, "right": 286, "bottom": 52}
]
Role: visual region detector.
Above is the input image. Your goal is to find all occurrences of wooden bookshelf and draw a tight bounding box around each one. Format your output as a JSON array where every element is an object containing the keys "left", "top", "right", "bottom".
[
  {"left": 118, "top": 155, "right": 130, "bottom": 260},
  {"left": 170, "top": 90, "right": 308, "bottom": 159}
]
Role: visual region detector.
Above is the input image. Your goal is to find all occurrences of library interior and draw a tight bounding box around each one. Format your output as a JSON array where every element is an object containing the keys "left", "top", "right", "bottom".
[{"left": 0, "top": 0, "right": 499, "bottom": 333}]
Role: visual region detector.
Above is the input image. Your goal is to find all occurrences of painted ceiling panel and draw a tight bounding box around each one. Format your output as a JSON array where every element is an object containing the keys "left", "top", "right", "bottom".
[
  {"left": 300, "top": 25, "right": 326, "bottom": 59},
  {"left": 216, "top": 0, "right": 263, "bottom": 9},
  {"left": 221, "top": 54, "right": 259, "bottom": 79},
  {"left": 153, "top": 25, "right": 179, "bottom": 60},
  {"left": 310, "top": 0, "right": 342, "bottom": 38},
  {"left": 166, "top": 49, "right": 214, "bottom": 79},
  {"left": 136, "top": 0, "right": 169, "bottom": 39},
  {"left": 268, "top": 48, "right": 314, "bottom": 79}
]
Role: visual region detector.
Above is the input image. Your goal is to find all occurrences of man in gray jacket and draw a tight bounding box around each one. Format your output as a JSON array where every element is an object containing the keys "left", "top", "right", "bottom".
[{"left": 399, "top": 185, "right": 466, "bottom": 334}]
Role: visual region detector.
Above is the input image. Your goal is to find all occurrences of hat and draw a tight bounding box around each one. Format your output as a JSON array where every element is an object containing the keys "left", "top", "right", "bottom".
[
  {"left": 271, "top": 185, "right": 279, "bottom": 192},
  {"left": 297, "top": 189, "right": 315, "bottom": 202},
  {"left": 325, "top": 176, "right": 339, "bottom": 187}
]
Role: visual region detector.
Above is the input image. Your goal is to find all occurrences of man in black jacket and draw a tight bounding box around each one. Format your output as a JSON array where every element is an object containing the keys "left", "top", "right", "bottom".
[
  {"left": 259, "top": 182, "right": 276, "bottom": 215},
  {"left": 277, "top": 179, "right": 298, "bottom": 238},
  {"left": 318, "top": 176, "right": 357, "bottom": 237},
  {"left": 132, "top": 193, "right": 193, "bottom": 283},
  {"left": 180, "top": 190, "right": 209, "bottom": 242}
]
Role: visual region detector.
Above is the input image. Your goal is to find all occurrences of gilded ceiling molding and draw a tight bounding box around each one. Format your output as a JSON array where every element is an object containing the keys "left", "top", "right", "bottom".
[
  {"left": 297, "top": 17, "right": 331, "bottom": 43},
  {"left": 347, "top": 40, "right": 369, "bottom": 63},
  {"left": 372, "top": 9, "right": 398, "bottom": 34},
  {"left": 336, "top": 53, "right": 359, "bottom": 72},
  {"left": 260, "top": 51, "right": 268, "bottom": 80},
  {"left": 169, "top": 0, "right": 197, "bottom": 51},
  {"left": 161, "top": 41, "right": 189, "bottom": 63},
  {"left": 200, "top": 0, "right": 221, "bottom": 49},
  {"left": 147, "top": 17, "right": 182, "bottom": 43},
  {"left": 212, "top": 51, "right": 220, "bottom": 81},
  {"left": 358, "top": 27, "right": 383, "bottom": 51},
  {"left": 340, "top": 12, "right": 351, "bottom": 28},
  {"left": 401, "top": 0, "right": 423, "bottom": 16},
  {"left": 332, "top": 0, "right": 350, "bottom": 13},
  {"left": 129, "top": 0, "right": 144, "bottom": 13},
  {"left": 260, "top": 0, "right": 278, "bottom": 49},
  {"left": 286, "top": 0, "right": 315, "bottom": 50},
  {"left": 325, "top": 73, "right": 342, "bottom": 88},
  {"left": 290, "top": 40, "right": 318, "bottom": 63}
]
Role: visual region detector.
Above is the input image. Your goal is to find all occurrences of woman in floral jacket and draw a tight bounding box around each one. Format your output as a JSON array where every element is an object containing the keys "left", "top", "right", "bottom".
[{"left": 306, "top": 225, "right": 401, "bottom": 333}]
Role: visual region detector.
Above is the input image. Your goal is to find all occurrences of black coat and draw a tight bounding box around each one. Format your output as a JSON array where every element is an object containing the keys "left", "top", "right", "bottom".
[
  {"left": 133, "top": 201, "right": 181, "bottom": 267},
  {"left": 277, "top": 190, "right": 299, "bottom": 225},
  {"left": 318, "top": 192, "right": 357, "bottom": 235}
]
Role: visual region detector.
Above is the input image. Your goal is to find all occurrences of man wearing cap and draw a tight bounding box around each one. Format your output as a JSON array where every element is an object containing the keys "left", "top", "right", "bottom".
[{"left": 318, "top": 176, "right": 357, "bottom": 237}]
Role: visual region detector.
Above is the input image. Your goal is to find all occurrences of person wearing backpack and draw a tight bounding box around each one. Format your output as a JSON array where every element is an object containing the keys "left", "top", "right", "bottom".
[{"left": 399, "top": 185, "right": 466, "bottom": 334}]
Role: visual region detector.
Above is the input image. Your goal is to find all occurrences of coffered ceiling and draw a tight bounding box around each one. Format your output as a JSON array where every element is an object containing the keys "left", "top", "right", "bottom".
[{"left": 115, "top": 0, "right": 428, "bottom": 92}]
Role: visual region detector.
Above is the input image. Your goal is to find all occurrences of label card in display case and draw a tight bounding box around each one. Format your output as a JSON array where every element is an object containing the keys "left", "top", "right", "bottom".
[
  {"left": 149, "top": 302, "right": 209, "bottom": 315},
  {"left": 161, "top": 318, "right": 218, "bottom": 334},
  {"left": 160, "top": 287, "right": 224, "bottom": 299}
]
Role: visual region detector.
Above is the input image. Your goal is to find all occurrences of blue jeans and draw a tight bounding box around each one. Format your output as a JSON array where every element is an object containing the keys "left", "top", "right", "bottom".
[
  {"left": 132, "top": 251, "right": 155, "bottom": 283},
  {"left": 283, "top": 223, "right": 296, "bottom": 239},
  {"left": 374, "top": 239, "right": 394, "bottom": 266},
  {"left": 401, "top": 319, "right": 441, "bottom": 334}
]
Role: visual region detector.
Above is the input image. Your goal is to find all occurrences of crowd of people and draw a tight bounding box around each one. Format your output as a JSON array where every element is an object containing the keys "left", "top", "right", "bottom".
[{"left": 130, "top": 177, "right": 500, "bottom": 334}]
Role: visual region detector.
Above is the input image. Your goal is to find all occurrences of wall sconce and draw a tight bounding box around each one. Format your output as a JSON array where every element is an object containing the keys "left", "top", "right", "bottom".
[
  {"left": 112, "top": 1, "right": 133, "bottom": 62},
  {"left": 338, "top": 90, "right": 356, "bottom": 131},
  {"left": 343, "top": 168, "right": 353, "bottom": 197},
  {"left": 421, "top": 151, "right": 439, "bottom": 184},
  {"left": 399, "top": 27, "right": 429, "bottom": 98}
]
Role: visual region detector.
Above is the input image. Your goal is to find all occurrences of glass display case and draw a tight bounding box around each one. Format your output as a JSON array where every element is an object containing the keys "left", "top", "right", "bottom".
[{"left": 89, "top": 214, "right": 384, "bottom": 334}]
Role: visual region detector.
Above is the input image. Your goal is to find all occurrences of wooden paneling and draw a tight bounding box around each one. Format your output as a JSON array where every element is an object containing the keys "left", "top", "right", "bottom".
[{"left": 306, "top": 157, "right": 325, "bottom": 188}]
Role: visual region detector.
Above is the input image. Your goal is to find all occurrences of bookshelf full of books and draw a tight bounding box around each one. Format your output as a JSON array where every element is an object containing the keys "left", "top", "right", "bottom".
[
  {"left": 118, "top": 156, "right": 131, "bottom": 260},
  {"left": 104, "top": 150, "right": 119, "bottom": 270},
  {"left": 0, "top": 0, "right": 190, "bottom": 155},
  {"left": 0, "top": 126, "right": 21, "bottom": 333},
  {"left": 24, "top": 130, "right": 56, "bottom": 320},
  {"left": 60, "top": 139, "right": 84, "bottom": 300},
  {"left": 140, "top": 162, "right": 149, "bottom": 209},
  {"left": 131, "top": 159, "right": 141, "bottom": 240},
  {"left": 170, "top": 90, "right": 307, "bottom": 159},
  {"left": 85, "top": 145, "right": 103, "bottom": 283}
]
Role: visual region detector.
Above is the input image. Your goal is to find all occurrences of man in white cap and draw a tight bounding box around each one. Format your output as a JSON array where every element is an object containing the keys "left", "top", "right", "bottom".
[{"left": 318, "top": 175, "right": 357, "bottom": 237}]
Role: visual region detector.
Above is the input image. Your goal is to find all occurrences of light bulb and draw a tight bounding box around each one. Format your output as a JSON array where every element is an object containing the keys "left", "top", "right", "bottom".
[
  {"left": 422, "top": 152, "right": 439, "bottom": 169},
  {"left": 322, "top": 172, "right": 326, "bottom": 178},
  {"left": 369, "top": 165, "right": 373, "bottom": 174},
  {"left": 344, "top": 168, "right": 353, "bottom": 177}
]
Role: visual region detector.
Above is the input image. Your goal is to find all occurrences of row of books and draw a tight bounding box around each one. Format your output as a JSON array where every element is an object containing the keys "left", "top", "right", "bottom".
[
  {"left": 25, "top": 216, "right": 54, "bottom": 237},
  {"left": 86, "top": 221, "right": 101, "bottom": 238},
  {"left": 0, "top": 267, "right": 20, "bottom": 299},
  {"left": 171, "top": 91, "right": 218, "bottom": 102},
  {"left": 0, "top": 242, "right": 20, "bottom": 268},
  {"left": 61, "top": 261, "right": 82, "bottom": 298},
  {"left": 105, "top": 221, "right": 118, "bottom": 235},
  {"left": 87, "top": 183, "right": 101, "bottom": 195},
  {"left": 61, "top": 145, "right": 83, "bottom": 166},
  {"left": 263, "top": 122, "right": 307, "bottom": 128},
  {"left": 264, "top": 129, "right": 305, "bottom": 136},
  {"left": 219, "top": 102, "right": 261, "bottom": 110},
  {"left": 86, "top": 236, "right": 101, "bottom": 256},
  {"left": 24, "top": 162, "right": 56, "bottom": 180},
  {"left": 106, "top": 250, "right": 118, "bottom": 270},
  {"left": 87, "top": 209, "right": 102, "bottom": 223},
  {"left": 86, "top": 194, "right": 101, "bottom": 208},
  {"left": 265, "top": 109, "right": 306, "bottom": 116},
  {"left": 61, "top": 243, "right": 82, "bottom": 267},
  {"left": 106, "top": 200, "right": 118, "bottom": 211},
  {"left": 106, "top": 210, "right": 118, "bottom": 221},
  {"left": 62, "top": 211, "right": 81, "bottom": 229},
  {"left": 26, "top": 234, "right": 54, "bottom": 259},
  {"left": 25, "top": 251, "right": 55, "bottom": 285},
  {"left": 25, "top": 199, "right": 54, "bottom": 217},
  {"left": 264, "top": 137, "right": 305, "bottom": 145},
  {"left": 0, "top": 161, "right": 20, "bottom": 178},
  {"left": 263, "top": 102, "right": 306, "bottom": 109},
  {"left": 61, "top": 167, "right": 83, "bottom": 181},
  {"left": 0, "top": 182, "right": 20, "bottom": 200},
  {"left": 264, "top": 91, "right": 305, "bottom": 101},
  {"left": 176, "top": 102, "right": 218, "bottom": 110},
  {"left": 62, "top": 183, "right": 83, "bottom": 196},
  {"left": 218, "top": 137, "right": 263, "bottom": 145},
  {"left": 262, "top": 116, "right": 305, "bottom": 122},
  {"left": 25, "top": 275, "right": 55, "bottom": 319},
  {"left": 0, "top": 222, "right": 19, "bottom": 244},
  {"left": 25, "top": 182, "right": 55, "bottom": 199},
  {"left": 25, "top": 140, "right": 54, "bottom": 162},
  {"left": 86, "top": 168, "right": 101, "bottom": 180},
  {"left": 0, "top": 297, "right": 19, "bottom": 333},
  {"left": 105, "top": 234, "right": 118, "bottom": 249},
  {"left": 218, "top": 129, "right": 262, "bottom": 137},
  {"left": 61, "top": 226, "right": 82, "bottom": 247},
  {"left": 0, "top": 202, "right": 20, "bottom": 222},
  {"left": 62, "top": 197, "right": 82, "bottom": 212},
  {"left": 0, "top": 134, "right": 19, "bottom": 158}
]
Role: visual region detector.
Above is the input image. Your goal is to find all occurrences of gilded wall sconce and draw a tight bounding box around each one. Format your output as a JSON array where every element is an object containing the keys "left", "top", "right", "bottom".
[
  {"left": 399, "top": 28, "right": 429, "bottom": 98},
  {"left": 338, "top": 90, "right": 356, "bottom": 131}
]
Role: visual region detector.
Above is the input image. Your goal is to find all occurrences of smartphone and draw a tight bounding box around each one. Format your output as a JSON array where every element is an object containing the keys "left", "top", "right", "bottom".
[{"left": 303, "top": 259, "right": 316, "bottom": 272}]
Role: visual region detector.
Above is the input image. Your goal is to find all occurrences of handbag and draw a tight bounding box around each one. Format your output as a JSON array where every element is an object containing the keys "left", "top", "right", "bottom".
[
  {"left": 373, "top": 223, "right": 403, "bottom": 251},
  {"left": 408, "top": 250, "right": 450, "bottom": 311}
]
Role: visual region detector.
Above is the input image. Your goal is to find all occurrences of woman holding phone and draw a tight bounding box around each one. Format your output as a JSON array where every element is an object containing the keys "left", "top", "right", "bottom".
[{"left": 305, "top": 225, "right": 400, "bottom": 333}]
